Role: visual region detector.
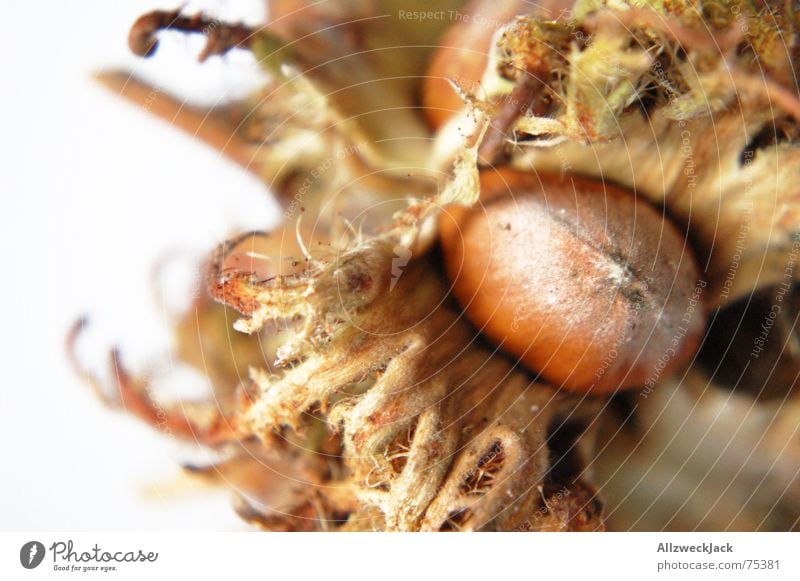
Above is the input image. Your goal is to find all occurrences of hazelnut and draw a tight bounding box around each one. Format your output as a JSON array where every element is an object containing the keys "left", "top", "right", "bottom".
[
  {"left": 422, "top": 1, "right": 527, "bottom": 130},
  {"left": 439, "top": 170, "right": 705, "bottom": 393}
]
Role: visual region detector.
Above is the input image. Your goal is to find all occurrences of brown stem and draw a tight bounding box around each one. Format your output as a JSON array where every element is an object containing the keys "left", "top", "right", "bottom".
[
  {"left": 95, "top": 71, "right": 258, "bottom": 171},
  {"left": 129, "top": 10, "right": 255, "bottom": 62},
  {"left": 477, "top": 73, "right": 549, "bottom": 167}
]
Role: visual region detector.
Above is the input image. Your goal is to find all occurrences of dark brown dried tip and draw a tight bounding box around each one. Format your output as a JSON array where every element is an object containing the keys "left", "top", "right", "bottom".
[
  {"left": 67, "top": 318, "right": 243, "bottom": 446},
  {"left": 66, "top": 316, "right": 110, "bottom": 405},
  {"left": 129, "top": 10, "right": 255, "bottom": 62},
  {"left": 206, "top": 230, "right": 264, "bottom": 315}
]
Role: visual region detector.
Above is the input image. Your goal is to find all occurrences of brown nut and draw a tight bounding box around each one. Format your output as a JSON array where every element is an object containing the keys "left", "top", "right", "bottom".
[
  {"left": 439, "top": 170, "right": 706, "bottom": 394},
  {"left": 422, "top": 0, "right": 527, "bottom": 130}
]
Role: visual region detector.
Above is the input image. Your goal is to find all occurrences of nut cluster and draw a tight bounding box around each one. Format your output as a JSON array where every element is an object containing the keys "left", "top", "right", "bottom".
[{"left": 77, "top": 0, "right": 800, "bottom": 531}]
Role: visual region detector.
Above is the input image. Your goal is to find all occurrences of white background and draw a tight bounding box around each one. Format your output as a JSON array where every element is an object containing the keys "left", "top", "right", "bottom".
[{"left": 1, "top": 0, "right": 281, "bottom": 530}]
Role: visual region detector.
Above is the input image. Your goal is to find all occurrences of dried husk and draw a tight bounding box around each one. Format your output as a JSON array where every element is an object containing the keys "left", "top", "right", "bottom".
[
  {"left": 83, "top": 0, "right": 800, "bottom": 531},
  {"left": 468, "top": 0, "right": 800, "bottom": 305}
]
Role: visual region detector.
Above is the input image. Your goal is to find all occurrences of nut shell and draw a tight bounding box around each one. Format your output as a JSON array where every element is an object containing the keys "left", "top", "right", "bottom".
[
  {"left": 422, "top": 0, "right": 527, "bottom": 130},
  {"left": 439, "top": 170, "right": 705, "bottom": 393}
]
